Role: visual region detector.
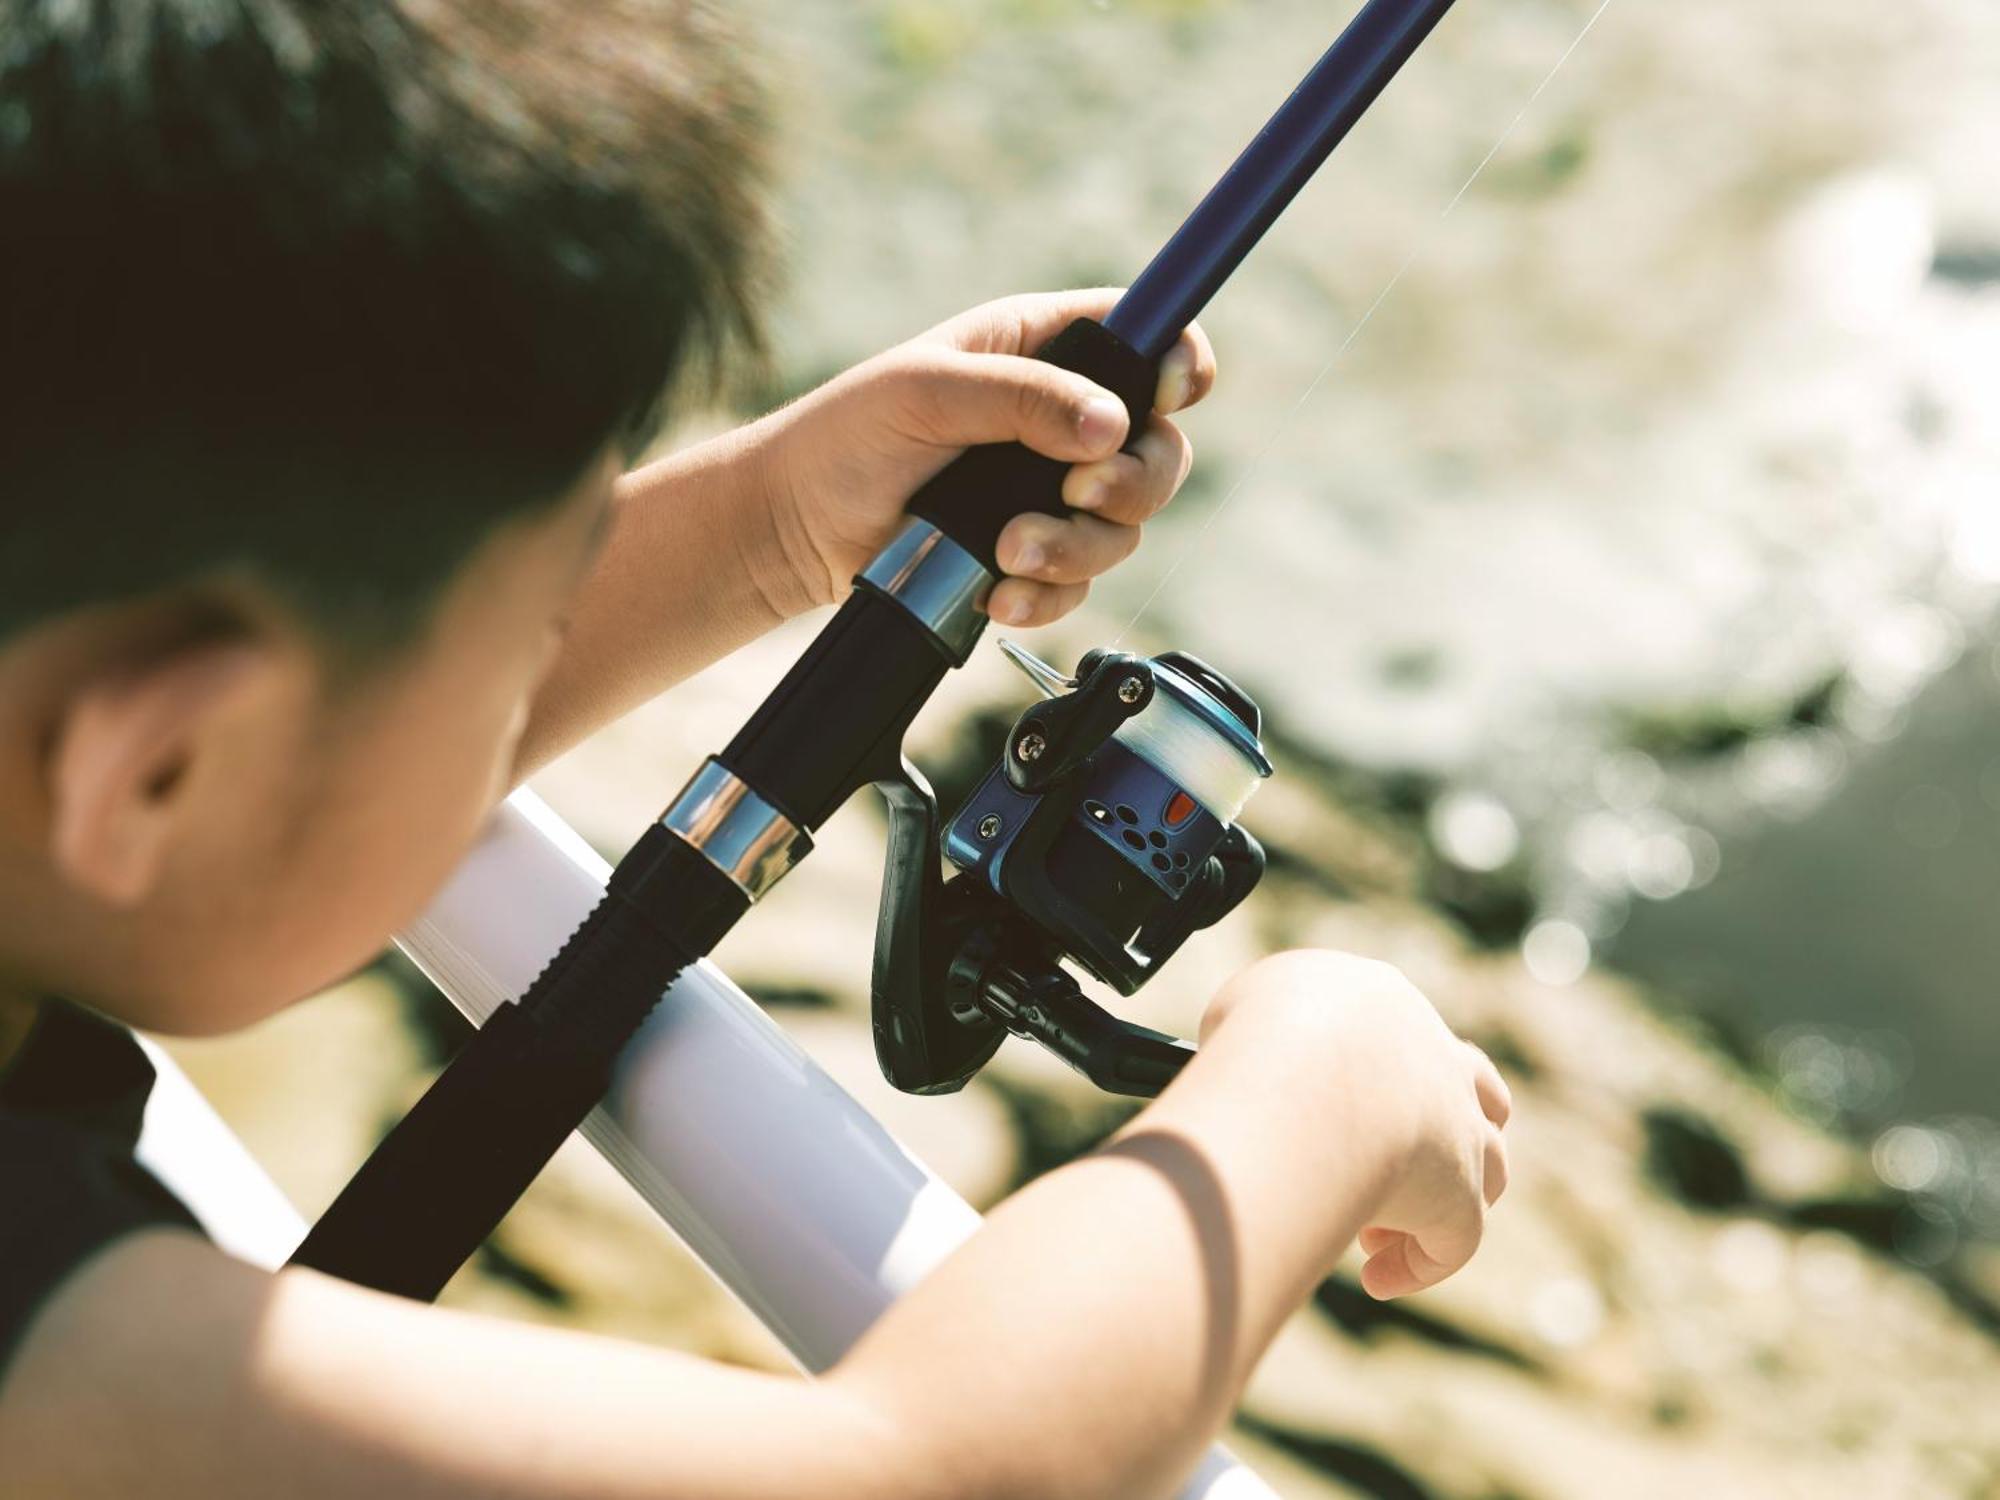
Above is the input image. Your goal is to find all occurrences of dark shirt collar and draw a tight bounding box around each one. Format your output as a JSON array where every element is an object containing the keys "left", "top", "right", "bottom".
[
  {"left": 0, "top": 999, "right": 157, "bottom": 1142},
  {"left": 0, "top": 997, "right": 38, "bottom": 1078}
]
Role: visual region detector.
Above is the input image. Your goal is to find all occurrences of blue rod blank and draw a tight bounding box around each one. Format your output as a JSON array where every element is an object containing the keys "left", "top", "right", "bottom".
[{"left": 1105, "top": 0, "right": 1462, "bottom": 361}]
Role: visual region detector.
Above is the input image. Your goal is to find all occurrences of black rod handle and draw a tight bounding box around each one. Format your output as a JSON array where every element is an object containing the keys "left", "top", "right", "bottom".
[
  {"left": 907, "top": 317, "right": 1158, "bottom": 577},
  {"left": 291, "top": 827, "right": 741, "bottom": 1299}
]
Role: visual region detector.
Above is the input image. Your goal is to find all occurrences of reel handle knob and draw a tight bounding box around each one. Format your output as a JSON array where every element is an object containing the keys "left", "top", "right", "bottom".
[{"left": 908, "top": 318, "right": 1159, "bottom": 576}]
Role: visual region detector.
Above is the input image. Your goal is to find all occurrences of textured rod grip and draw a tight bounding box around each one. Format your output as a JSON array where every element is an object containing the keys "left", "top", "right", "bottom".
[
  {"left": 908, "top": 317, "right": 1159, "bottom": 575},
  {"left": 290, "top": 890, "right": 696, "bottom": 1300}
]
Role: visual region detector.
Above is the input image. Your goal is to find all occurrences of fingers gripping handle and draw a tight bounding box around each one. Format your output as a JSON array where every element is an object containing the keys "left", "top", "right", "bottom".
[{"left": 907, "top": 318, "right": 1160, "bottom": 575}]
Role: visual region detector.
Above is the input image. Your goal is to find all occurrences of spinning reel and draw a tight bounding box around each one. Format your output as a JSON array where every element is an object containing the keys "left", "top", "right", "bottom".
[{"left": 872, "top": 641, "right": 1271, "bottom": 1098}]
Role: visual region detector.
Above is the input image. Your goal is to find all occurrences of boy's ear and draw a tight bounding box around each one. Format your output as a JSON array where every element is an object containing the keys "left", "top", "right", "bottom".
[{"left": 45, "top": 637, "right": 286, "bottom": 908}]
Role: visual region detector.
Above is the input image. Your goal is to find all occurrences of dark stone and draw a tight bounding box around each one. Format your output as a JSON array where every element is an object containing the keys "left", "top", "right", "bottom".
[{"left": 1640, "top": 1105, "right": 1754, "bottom": 1211}]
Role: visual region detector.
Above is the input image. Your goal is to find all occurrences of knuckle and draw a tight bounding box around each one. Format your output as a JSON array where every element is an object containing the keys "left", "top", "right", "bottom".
[
  {"left": 1147, "top": 418, "right": 1190, "bottom": 463},
  {"left": 1018, "top": 371, "right": 1076, "bottom": 436},
  {"left": 1084, "top": 486, "right": 1138, "bottom": 525},
  {"left": 1336, "top": 953, "right": 1422, "bottom": 1003},
  {"left": 1032, "top": 527, "right": 1071, "bottom": 576},
  {"left": 1418, "top": 1231, "right": 1469, "bottom": 1279},
  {"left": 1212, "top": 950, "right": 1444, "bottom": 1049},
  {"left": 1104, "top": 521, "right": 1142, "bottom": 566},
  {"left": 1266, "top": 949, "right": 1406, "bottom": 1002},
  {"left": 1123, "top": 450, "right": 1181, "bottom": 516},
  {"left": 1189, "top": 352, "right": 1217, "bottom": 403},
  {"left": 1017, "top": 586, "right": 1056, "bottom": 626},
  {"left": 888, "top": 352, "right": 965, "bottom": 434},
  {"left": 975, "top": 295, "right": 1027, "bottom": 341},
  {"left": 1094, "top": 464, "right": 1156, "bottom": 523},
  {"left": 941, "top": 297, "right": 1020, "bottom": 353},
  {"left": 989, "top": 581, "right": 1037, "bottom": 626},
  {"left": 1456, "top": 1220, "right": 1487, "bottom": 1267},
  {"left": 1053, "top": 529, "right": 1114, "bottom": 582},
  {"left": 1023, "top": 584, "right": 1077, "bottom": 626},
  {"left": 1134, "top": 421, "right": 1177, "bottom": 467},
  {"left": 1449, "top": 1192, "right": 1487, "bottom": 1244},
  {"left": 1007, "top": 510, "right": 1057, "bottom": 549}
]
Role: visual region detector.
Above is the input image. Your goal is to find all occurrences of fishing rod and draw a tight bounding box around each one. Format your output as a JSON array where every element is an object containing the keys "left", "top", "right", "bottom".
[{"left": 293, "top": 0, "right": 1463, "bottom": 1301}]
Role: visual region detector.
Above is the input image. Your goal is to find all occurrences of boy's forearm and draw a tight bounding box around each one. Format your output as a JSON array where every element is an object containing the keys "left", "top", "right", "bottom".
[
  {"left": 0, "top": 1010, "right": 1391, "bottom": 1500},
  {"left": 831, "top": 1016, "right": 1388, "bottom": 1500},
  {"left": 510, "top": 422, "right": 801, "bottom": 780}
]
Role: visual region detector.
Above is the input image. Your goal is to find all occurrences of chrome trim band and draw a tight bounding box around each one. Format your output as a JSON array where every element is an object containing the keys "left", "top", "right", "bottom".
[
  {"left": 857, "top": 518, "right": 993, "bottom": 661},
  {"left": 661, "top": 760, "right": 812, "bottom": 902}
]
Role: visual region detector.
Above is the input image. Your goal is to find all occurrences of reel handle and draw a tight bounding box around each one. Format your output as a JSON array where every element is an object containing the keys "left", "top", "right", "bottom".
[
  {"left": 908, "top": 317, "right": 1160, "bottom": 575},
  {"left": 973, "top": 963, "right": 1195, "bottom": 1099}
]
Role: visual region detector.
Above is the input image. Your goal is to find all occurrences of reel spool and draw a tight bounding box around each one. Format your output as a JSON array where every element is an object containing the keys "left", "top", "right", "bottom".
[{"left": 870, "top": 642, "right": 1271, "bottom": 1098}]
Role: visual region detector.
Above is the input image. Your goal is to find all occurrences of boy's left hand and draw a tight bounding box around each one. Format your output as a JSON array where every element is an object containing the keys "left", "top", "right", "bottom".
[{"left": 753, "top": 289, "right": 1215, "bottom": 628}]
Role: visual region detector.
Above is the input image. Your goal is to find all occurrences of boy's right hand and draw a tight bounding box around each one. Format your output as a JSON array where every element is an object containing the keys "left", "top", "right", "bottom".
[{"left": 1200, "top": 950, "right": 1512, "bottom": 1299}]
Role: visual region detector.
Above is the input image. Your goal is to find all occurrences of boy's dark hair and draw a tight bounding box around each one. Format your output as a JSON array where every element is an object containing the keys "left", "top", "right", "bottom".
[{"left": 1, "top": 0, "right": 770, "bottom": 649}]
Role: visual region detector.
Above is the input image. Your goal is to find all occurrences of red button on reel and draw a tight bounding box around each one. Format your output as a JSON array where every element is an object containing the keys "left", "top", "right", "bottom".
[{"left": 1163, "top": 790, "right": 1198, "bottom": 828}]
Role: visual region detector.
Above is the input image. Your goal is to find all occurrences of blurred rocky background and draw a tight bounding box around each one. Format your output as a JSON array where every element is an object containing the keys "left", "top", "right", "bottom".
[{"left": 166, "top": 0, "right": 2000, "bottom": 1495}]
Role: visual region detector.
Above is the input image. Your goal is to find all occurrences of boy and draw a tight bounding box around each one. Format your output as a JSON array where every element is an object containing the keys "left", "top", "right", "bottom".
[{"left": 0, "top": 2, "right": 1512, "bottom": 1496}]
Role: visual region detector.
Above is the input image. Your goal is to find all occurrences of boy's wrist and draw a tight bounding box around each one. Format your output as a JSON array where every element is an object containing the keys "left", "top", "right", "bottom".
[
  {"left": 631, "top": 418, "right": 829, "bottom": 625},
  {"left": 1195, "top": 959, "right": 1437, "bottom": 1183},
  {"left": 739, "top": 409, "right": 849, "bottom": 618}
]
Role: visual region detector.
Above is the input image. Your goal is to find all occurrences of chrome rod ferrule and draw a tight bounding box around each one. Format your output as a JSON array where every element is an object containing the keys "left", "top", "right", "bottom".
[
  {"left": 856, "top": 518, "right": 993, "bottom": 662},
  {"left": 661, "top": 760, "right": 812, "bottom": 902}
]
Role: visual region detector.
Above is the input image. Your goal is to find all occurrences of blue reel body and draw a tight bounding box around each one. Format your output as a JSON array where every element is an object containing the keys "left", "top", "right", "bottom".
[
  {"left": 940, "top": 645, "right": 1269, "bottom": 997},
  {"left": 945, "top": 738, "right": 1229, "bottom": 903}
]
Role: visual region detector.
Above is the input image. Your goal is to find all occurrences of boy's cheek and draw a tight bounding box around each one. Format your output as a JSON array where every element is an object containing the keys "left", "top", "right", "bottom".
[
  {"left": 166, "top": 714, "right": 516, "bottom": 1030},
  {"left": 139, "top": 545, "right": 568, "bottom": 1033}
]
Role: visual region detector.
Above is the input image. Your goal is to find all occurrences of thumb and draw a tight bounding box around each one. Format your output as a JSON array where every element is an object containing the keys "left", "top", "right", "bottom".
[{"left": 887, "top": 348, "right": 1131, "bottom": 464}]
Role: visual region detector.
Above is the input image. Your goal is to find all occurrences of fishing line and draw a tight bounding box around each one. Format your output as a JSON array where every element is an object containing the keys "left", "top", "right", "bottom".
[{"left": 1112, "top": 0, "right": 1621, "bottom": 645}]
